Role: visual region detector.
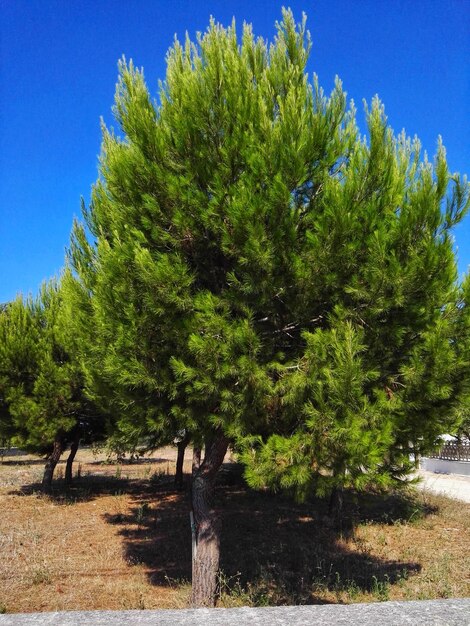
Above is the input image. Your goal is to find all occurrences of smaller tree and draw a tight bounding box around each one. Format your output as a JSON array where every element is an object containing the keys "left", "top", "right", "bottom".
[
  {"left": 62, "top": 267, "right": 193, "bottom": 490},
  {"left": 0, "top": 280, "right": 105, "bottom": 488},
  {"left": 0, "top": 298, "right": 38, "bottom": 448},
  {"left": 454, "top": 286, "right": 470, "bottom": 443}
]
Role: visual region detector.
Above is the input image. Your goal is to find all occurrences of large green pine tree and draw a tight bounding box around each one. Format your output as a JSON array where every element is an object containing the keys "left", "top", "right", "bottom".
[{"left": 68, "top": 10, "right": 470, "bottom": 606}]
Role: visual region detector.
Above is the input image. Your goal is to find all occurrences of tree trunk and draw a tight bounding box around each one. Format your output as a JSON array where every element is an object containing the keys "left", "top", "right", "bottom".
[
  {"left": 42, "top": 435, "right": 64, "bottom": 490},
  {"left": 190, "top": 431, "right": 229, "bottom": 608},
  {"left": 65, "top": 431, "right": 80, "bottom": 485},
  {"left": 192, "top": 445, "right": 201, "bottom": 475},
  {"left": 328, "top": 486, "right": 344, "bottom": 526},
  {"left": 190, "top": 444, "right": 202, "bottom": 582},
  {"left": 174, "top": 433, "right": 190, "bottom": 491}
]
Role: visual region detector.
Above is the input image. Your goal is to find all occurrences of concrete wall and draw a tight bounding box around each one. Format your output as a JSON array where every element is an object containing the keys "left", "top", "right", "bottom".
[{"left": 420, "top": 457, "right": 470, "bottom": 477}]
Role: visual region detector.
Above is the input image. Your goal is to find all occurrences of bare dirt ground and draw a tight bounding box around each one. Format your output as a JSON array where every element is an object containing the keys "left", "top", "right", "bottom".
[
  {"left": 416, "top": 469, "right": 470, "bottom": 503},
  {"left": 0, "top": 447, "right": 469, "bottom": 614}
]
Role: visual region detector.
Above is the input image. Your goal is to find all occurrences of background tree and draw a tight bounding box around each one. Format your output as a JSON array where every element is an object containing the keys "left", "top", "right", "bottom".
[
  {"left": 68, "top": 10, "right": 470, "bottom": 606},
  {"left": 63, "top": 261, "right": 192, "bottom": 489},
  {"left": 0, "top": 299, "right": 37, "bottom": 449},
  {"left": 0, "top": 280, "right": 105, "bottom": 487},
  {"left": 0, "top": 305, "right": 13, "bottom": 446}
]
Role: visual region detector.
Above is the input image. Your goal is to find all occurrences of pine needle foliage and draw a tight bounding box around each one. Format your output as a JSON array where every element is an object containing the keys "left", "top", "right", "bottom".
[
  {"left": 68, "top": 9, "right": 470, "bottom": 499},
  {"left": 0, "top": 280, "right": 101, "bottom": 457}
]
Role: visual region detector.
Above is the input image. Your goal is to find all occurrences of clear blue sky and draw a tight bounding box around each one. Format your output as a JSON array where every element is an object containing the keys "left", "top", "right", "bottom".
[{"left": 1, "top": 0, "right": 469, "bottom": 303}]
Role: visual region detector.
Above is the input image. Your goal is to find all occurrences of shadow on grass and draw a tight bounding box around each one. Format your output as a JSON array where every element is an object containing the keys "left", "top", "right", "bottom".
[
  {"left": 1, "top": 458, "right": 50, "bottom": 466},
  {"left": 7, "top": 471, "right": 176, "bottom": 504},
  {"left": 6, "top": 461, "right": 432, "bottom": 603},
  {"left": 102, "top": 465, "right": 430, "bottom": 605}
]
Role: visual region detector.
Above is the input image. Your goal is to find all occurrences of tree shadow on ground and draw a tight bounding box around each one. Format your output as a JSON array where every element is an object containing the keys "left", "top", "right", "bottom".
[
  {"left": 7, "top": 472, "right": 175, "bottom": 504},
  {"left": 1, "top": 458, "right": 50, "bottom": 466},
  {"left": 103, "top": 464, "right": 430, "bottom": 605},
  {"left": 6, "top": 451, "right": 176, "bottom": 503}
]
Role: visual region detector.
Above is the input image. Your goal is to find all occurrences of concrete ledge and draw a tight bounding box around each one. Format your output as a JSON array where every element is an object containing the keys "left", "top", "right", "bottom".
[
  {"left": 421, "top": 457, "right": 470, "bottom": 477},
  {"left": 1, "top": 599, "right": 469, "bottom": 625}
]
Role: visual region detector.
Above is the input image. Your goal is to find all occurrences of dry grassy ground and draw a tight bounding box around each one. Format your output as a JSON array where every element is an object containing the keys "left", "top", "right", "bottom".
[{"left": 0, "top": 447, "right": 469, "bottom": 614}]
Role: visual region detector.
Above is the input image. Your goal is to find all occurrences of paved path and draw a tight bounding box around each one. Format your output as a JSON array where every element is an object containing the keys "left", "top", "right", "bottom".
[
  {"left": 415, "top": 469, "right": 470, "bottom": 503},
  {"left": 0, "top": 600, "right": 469, "bottom": 626}
]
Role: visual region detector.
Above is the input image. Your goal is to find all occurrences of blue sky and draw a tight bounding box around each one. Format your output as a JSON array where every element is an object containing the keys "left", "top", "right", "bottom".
[{"left": 1, "top": 0, "right": 469, "bottom": 303}]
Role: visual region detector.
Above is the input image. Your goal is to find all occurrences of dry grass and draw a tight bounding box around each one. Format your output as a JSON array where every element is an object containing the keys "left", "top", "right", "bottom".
[
  {"left": 0, "top": 447, "right": 192, "bottom": 613},
  {"left": 0, "top": 447, "right": 469, "bottom": 614}
]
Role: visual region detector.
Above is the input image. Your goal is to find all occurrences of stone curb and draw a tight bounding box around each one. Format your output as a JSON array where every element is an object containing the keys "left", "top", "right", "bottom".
[{"left": 0, "top": 599, "right": 469, "bottom": 625}]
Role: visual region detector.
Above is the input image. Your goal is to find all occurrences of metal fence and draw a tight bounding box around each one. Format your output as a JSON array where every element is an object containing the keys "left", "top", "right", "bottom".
[{"left": 428, "top": 441, "right": 470, "bottom": 462}]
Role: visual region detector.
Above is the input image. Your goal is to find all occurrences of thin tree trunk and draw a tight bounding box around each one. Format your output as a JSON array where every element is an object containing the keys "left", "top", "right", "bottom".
[
  {"left": 190, "top": 444, "right": 202, "bottom": 583},
  {"left": 65, "top": 431, "right": 80, "bottom": 485},
  {"left": 190, "top": 431, "right": 229, "bottom": 608},
  {"left": 174, "top": 433, "right": 190, "bottom": 491},
  {"left": 192, "top": 445, "right": 201, "bottom": 476},
  {"left": 42, "top": 435, "right": 64, "bottom": 490},
  {"left": 328, "top": 486, "right": 344, "bottom": 526}
]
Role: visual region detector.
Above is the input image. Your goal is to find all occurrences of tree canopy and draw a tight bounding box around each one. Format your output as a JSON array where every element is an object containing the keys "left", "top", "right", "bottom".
[{"left": 65, "top": 9, "right": 470, "bottom": 605}]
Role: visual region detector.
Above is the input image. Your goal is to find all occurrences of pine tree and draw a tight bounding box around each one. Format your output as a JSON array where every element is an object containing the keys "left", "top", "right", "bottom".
[
  {"left": 0, "top": 298, "right": 38, "bottom": 448},
  {"left": 68, "top": 10, "right": 470, "bottom": 605},
  {"left": 0, "top": 280, "right": 104, "bottom": 487}
]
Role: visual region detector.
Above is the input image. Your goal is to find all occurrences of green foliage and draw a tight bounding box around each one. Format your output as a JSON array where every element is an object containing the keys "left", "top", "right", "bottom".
[
  {"left": 0, "top": 280, "right": 103, "bottom": 455},
  {"left": 0, "top": 296, "right": 38, "bottom": 443},
  {"left": 69, "top": 9, "right": 470, "bottom": 499}
]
